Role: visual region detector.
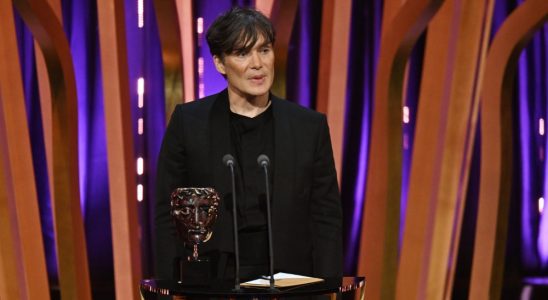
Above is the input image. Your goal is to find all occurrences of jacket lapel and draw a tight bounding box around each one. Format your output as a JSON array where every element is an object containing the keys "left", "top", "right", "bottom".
[
  {"left": 271, "top": 96, "right": 295, "bottom": 210},
  {"left": 206, "top": 89, "right": 235, "bottom": 252}
]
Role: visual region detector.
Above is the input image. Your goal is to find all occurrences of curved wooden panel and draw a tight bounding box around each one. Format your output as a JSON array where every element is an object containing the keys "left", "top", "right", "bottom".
[
  {"left": 255, "top": 0, "right": 274, "bottom": 17},
  {"left": 152, "top": 0, "right": 184, "bottom": 119},
  {"left": 357, "top": 0, "right": 444, "bottom": 299},
  {"left": 96, "top": 1, "right": 142, "bottom": 299},
  {"left": 470, "top": 1, "right": 547, "bottom": 299},
  {"left": 34, "top": 0, "right": 61, "bottom": 198},
  {"left": 316, "top": 0, "right": 352, "bottom": 183},
  {"left": 176, "top": 0, "right": 196, "bottom": 104},
  {"left": 269, "top": 0, "right": 298, "bottom": 98},
  {"left": 11, "top": 0, "right": 91, "bottom": 299},
  {"left": 396, "top": 0, "right": 494, "bottom": 299},
  {"left": 0, "top": 3, "right": 49, "bottom": 299}
]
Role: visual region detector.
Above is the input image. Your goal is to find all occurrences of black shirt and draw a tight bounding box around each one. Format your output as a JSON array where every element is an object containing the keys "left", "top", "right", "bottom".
[{"left": 229, "top": 104, "right": 274, "bottom": 231}]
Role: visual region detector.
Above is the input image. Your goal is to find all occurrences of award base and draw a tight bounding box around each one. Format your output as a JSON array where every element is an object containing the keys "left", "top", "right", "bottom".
[{"left": 179, "top": 257, "right": 211, "bottom": 286}]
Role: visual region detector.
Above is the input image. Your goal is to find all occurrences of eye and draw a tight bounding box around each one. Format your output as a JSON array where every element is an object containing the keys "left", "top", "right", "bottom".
[
  {"left": 261, "top": 47, "right": 270, "bottom": 54},
  {"left": 234, "top": 50, "right": 248, "bottom": 58}
]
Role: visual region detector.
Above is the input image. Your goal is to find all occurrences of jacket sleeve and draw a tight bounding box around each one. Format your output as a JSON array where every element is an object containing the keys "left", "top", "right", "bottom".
[
  {"left": 310, "top": 115, "right": 343, "bottom": 277},
  {"left": 154, "top": 106, "right": 186, "bottom": 279}
]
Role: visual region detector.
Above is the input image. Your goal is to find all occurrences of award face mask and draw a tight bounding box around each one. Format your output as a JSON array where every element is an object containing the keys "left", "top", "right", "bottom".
[{"left": 171, "top": 187, "right": 220, "bottom": 260}]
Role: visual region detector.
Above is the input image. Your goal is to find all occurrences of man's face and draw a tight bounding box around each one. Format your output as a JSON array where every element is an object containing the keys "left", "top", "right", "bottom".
[{"left": 213, "top": 35, "right": 275, "bottom": 99}]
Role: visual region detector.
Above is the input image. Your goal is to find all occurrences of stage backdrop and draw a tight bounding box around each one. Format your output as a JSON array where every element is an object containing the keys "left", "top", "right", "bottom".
[{"left": 0, "top": 0, "right": 546, "bottom": 299}]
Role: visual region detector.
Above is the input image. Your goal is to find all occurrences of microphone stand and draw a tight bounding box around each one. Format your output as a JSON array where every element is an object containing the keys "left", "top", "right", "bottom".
[
  {"left": 257, "top": 154, "right": 277, "bottom": 291},
  {"left": 223, "top": 154, "right": 240, "bottom": 291}
]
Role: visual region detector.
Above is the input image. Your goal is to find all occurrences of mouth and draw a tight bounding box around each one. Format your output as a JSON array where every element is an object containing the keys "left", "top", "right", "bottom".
[{"left": 249, "top": 75, "right": 266, "bottom": 84}]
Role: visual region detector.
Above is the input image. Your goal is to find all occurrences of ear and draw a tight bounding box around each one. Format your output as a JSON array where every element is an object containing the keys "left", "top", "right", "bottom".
[{"left": 213, "top": 55, "right": 226, "bottom": 75}]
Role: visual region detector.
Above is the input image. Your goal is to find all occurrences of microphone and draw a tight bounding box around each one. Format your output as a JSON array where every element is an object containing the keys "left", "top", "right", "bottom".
[
  {"left": 257, "top": 154, "right": 276, "bottom": 290},
  {"left": 223, "top": 154, "right": 240, "bottom": 291},
  {"left": 223, "top": 154, "right": 235, "bottom": 167},
  {"left": 257, "top": 154, "right": 270, "bottom": 168}
]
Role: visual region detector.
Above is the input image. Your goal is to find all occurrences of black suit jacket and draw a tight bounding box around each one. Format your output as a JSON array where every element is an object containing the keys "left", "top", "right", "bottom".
[{"left": 155, "top": 89, "right": 342, "bottom": 279}]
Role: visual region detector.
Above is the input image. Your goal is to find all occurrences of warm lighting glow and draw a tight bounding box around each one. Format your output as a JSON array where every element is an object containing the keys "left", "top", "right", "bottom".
[
  {"left": 138, "top": 0, "right": 144, "bottom": 28},
  {"left": 540, "top": 118, "right": 545, "bottom": 136},
  {"left": 137, "top": 157, "right": 144, "bottom": 175},
  {"left": 137, "top": 77, "right": 145, "bottom": 108},
  {"left": 137, "top": 184, "right": 143, "bottom": 202},
  {"left": 403, "top": 106, "right": 410, "bottom": 124},
  {"left": 540, "top": 197, "right": 545, "bottom": 214},
  {"left": 199, "top": 83, "right": 205, "bottom": 98},
  {"left": 138, "top": 118, "right": 144, "bottom": 135},
  {"left": 197, "top": 17, "right": 204, "bottom": 34},
  {"left": 198, "top": 57, "right": 205, "bottom": 98},
  {"left": 198, "top": 57, "right": 204, "bottom": 75}
]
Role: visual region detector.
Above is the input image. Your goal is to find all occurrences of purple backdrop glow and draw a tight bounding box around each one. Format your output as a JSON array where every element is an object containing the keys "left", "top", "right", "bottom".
[
  {"left": 534, "top": 24, "right": 548, "bottom": 267},
  {"left": 61, "top": 0, "right": 115, "bottom": 290},
  {"left": 11, "top": 0, "right": 548, "bottom": 297},
  {"left": 340, "top": 0, "right": 382, "bottom": 273},
  {"left": 123, "top": 0, "right": 166, "bottom": 278}
]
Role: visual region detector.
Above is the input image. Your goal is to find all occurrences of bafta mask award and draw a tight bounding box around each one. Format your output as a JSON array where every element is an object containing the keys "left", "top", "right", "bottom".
[{"left": 171, "top": 187, "right": 220, "bottom": 284}]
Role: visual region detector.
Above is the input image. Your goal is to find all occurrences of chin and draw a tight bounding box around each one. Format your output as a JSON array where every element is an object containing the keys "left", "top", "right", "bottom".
[{"left": 246, "top": 86, "right": 271, "bottom": 97}]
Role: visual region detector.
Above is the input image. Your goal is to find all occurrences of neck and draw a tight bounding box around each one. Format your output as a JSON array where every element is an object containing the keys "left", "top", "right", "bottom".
[{"left": 228, "top": 90, "right": 270, "bottom": 118}]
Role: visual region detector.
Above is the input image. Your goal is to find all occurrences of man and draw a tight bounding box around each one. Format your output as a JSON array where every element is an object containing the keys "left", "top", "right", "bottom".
[{"left": 155, "top": 7, "right": 342, "bottom": 281}]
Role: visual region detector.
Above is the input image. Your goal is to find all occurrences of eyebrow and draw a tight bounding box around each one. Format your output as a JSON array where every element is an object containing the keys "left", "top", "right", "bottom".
[
  {"left": 258, "top": 42, "right": 273, "bottom": 48},
  {"left": 247, "top": 42, "right": 272, "bottom": 50}
]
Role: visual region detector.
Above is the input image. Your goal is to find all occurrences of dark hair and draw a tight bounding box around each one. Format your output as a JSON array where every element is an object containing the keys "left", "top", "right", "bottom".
[{"left": 206, "top": 7, "right": 276, "bottom": 59}]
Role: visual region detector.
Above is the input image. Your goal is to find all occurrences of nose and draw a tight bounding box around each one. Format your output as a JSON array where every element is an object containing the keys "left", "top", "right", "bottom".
[
  {"left": 250, "top": 51, "right": 262, "bottom": 69},
  {"left": 194, "top": 206, "right": 200, "bottom": 224}
]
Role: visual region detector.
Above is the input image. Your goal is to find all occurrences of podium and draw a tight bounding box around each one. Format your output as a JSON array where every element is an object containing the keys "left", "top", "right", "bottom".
[{"left": 140, "top": 276, "right": 365, "bottom": 299}]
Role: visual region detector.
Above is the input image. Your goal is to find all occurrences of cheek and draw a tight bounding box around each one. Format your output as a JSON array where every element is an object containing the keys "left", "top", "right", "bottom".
[{"left": 225, "top": 68, "right": 244, "bottom": 81}]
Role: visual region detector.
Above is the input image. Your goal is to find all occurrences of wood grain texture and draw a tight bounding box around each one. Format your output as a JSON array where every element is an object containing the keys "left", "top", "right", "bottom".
[
  {"left": 470, "top": 1, "right": 547, "bottom": 299},
  {"left": 153, "top": 0, "right": 184, "bottom": 119},
  {"left": 0, "top": 1, "right": 51, "bottom": 299},
  {"left": 396, "top": 0, "right": 494, "bottom": 298},
  {"left": 12, "top": 0, "right": 91, "bottom": 298},
  {"left": 176, "top": 0, "right": 196, "bottom": 103},
  {"left": 97, "top": 0, "right": 143, "bottom": 299},
  {"left": 317, "top": 0, "right": 352, "bottom": 183},
  {"left": 269, "top": 0, "right": 298, "bottom": 99},
  {"left": 357, "top": 0, "right": 444, "bottom": 299}
]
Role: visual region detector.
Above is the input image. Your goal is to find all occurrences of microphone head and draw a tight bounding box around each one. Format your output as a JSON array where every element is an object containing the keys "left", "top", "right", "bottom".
[
  {"left": 257, "top": 154, "right": 270, "bottom": 167},
  {"left": 223, "top": 154, "right": 235, "bottom": 167}
]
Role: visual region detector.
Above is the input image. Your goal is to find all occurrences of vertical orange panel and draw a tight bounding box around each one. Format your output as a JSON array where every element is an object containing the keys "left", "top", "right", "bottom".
[
  {"left": 0, "top": 137, "right": 27, "bottom": 300},
  {"left": 34, "top": 0, "right": 62, "bottom": 236},
  {"left": 255, "top": 0, "right": 275, "bottom": 17},
  {"left": 97, "top": 1, "right": 142, "bottom": 299},
  {"left": 441, "top": 1, "right": 494, "bottom": 298},
  {"left": 35, "top": 47, "right": 54, "bottom": 197},
  {"left": 396, "top": 3, "right": 453, "bottom": 296},
  {"left": 153, "top": 0, "right": 184, "bottom": 119},
  {"left": 269, "top": 0, "right": 298, "bottom": 98},
  {"left": 316, "top": 0, "right": 352, "bottom": 182},
  {"left": 12, "top": 0, "right": 91, "bottom": 298},
  {"left": 357, "top": 0, "right": 444, "bottom": 299},
  {"left": 470, "top": 1, "right": 547, "bottom": 299},
  {"left": 176, "top": 0, "right": 196, "bottom": 103},
  {"left": 0, "top": 1, "right": 50, "bottom": 299},
  {"left": 382, "top": 0, "right": 407, "bottom": 30},
  {"left": 396, "top": 0, "right": 494, "bottom": 298}
]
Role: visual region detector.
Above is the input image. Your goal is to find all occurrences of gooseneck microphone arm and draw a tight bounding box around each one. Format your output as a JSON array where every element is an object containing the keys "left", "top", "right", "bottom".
[
  {"left": 257, "top": 154, "right": 276, "bottom": 290},
  {"left": 223, "top": 154, "right": 240, "bottom": 291}
]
